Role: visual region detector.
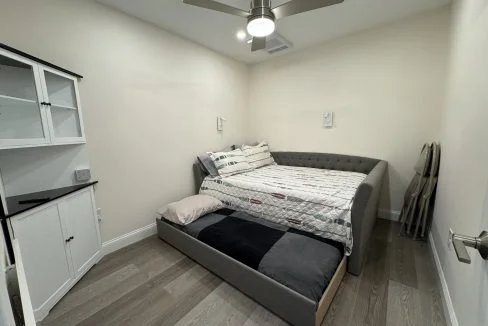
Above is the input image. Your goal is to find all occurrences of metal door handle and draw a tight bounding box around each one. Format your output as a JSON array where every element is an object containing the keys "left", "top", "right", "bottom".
[{"left": 452, "top": 231, "right": 488, "bottom": 264}]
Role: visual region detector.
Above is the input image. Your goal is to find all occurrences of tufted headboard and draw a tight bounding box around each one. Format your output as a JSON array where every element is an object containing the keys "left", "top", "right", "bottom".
[
  {"left": 270, "top": 152, "right": 379, "bottom": 175},
  {"left": 193, "top": 152, "right": 380, "bottom": 193}
]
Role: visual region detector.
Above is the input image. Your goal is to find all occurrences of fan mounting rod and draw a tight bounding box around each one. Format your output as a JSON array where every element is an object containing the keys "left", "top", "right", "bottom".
[{"left": 249, "top": 0, "right": 274, "bottom": 20}]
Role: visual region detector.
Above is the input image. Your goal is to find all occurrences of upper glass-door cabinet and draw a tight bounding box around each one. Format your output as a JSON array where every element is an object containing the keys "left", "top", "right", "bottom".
[
  {"left": 0, "top": 48, "right": 85, "bottom": 150},
  {"left": 0, "top": 52, "right": 49, "bottom": 148},
  {"left": 40, "top": 68, "right": 85, "bottom": 144}
]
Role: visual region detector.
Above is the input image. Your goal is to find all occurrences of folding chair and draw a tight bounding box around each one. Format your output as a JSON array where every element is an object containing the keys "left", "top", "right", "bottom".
[
  {"left": 413, "top": 142, "right": 441, "bottom": 239},
  {"left": 399, "top": 143, "right": 432, "bottom": 235}
]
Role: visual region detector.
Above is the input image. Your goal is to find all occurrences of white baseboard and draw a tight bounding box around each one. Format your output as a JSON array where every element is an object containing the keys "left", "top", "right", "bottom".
[
  {"left": 428, "top": 233, "right": 459, "bottom": 326},
  {"left": 377, "top": 209, "right": 400, "bottom": 222},
  {"left": 102, "top": 223, "right": 157, "bottom": 256}
]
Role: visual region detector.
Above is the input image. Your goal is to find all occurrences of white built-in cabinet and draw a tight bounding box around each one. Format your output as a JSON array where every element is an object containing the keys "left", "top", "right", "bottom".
[
  {"left": 0, "top": 48, "right": 86, "bottom": 149},
  {"left": 8, "top": 187, "right": 101, "bottom": 321}
]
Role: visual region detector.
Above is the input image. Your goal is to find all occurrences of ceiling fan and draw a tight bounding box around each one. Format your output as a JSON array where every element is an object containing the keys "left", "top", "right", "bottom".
[{"left": 183, "top": 0, "right": 344, "bottom": 52}]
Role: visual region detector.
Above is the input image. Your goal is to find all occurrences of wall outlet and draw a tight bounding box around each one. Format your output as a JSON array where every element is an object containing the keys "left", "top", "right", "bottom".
[
  {"left": 75, "top": 169, "right": 91, "bottom": 182},
  {"left": 448, "top": 228, "right": 454, "bottom": 249},
  {"left": 97, "top": 208, "right": 102, "bottom": 222}
]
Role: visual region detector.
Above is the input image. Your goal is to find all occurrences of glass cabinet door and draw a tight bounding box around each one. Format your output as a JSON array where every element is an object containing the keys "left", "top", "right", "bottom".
[
  {"left": 41, "top": 68, "right": 85, "bottom": 143},
  {"left": 0, "top": 52, "right": 48, "bottom": 147}
]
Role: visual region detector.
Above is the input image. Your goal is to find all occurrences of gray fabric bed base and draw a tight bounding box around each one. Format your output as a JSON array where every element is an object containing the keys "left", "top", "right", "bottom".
[
  {"left": 156, "top": 218, "right": 318, "bottom": 326},
  {"left": 193, "top": 152, "right": 388, "bottom": 276}
]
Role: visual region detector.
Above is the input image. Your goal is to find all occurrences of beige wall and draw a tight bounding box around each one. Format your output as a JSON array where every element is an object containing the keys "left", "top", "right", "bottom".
[
  {"left": 4, "top": 1, "right": 482, "bottom": 324},
  {"left": 0, "top": 0, "right": 249, "bottom": 241},
  {"left": 431, "top": 1, "right": 488, "bottom": 325},
  {"left": 248, "top": 9, "right": 450, "bottom": 214},
  {"left": 0, "top": 1, "right": 452, "bottom": 245}
]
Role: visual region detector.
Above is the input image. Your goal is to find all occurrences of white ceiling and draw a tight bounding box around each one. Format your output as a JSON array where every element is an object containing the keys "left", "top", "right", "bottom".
[{"left": 97, "top": 0, "right": 451, "bottom": 64}]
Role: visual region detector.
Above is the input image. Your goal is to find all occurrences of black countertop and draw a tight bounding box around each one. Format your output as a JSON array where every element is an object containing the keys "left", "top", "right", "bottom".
[{"left": 1, "top": 181, "right": 98, "bottom": 219}]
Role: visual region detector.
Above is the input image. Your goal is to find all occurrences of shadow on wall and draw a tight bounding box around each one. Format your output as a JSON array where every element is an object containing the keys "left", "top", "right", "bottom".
[
  {"left": 380, "top": 166, "right": 392, "bottom": 213},
  {"left": 379, "top": 163, "right": 410, "bottom": 217}
]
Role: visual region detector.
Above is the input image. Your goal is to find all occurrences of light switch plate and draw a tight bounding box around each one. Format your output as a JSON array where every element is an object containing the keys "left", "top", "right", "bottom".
[
  {"left": 217, "top": 117, "right": 223, "bottom": 132},
  {"left": 323, "top": 112, "right": 334, "bottom": 128},
  {"left": 217, "top": 116, "right": 226, "bottom": 132}
]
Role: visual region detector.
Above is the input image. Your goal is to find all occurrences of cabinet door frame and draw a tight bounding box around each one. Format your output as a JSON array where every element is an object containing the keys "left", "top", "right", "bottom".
[
  {"left": 57, "top": 202, "right": 77, "bottom": 279},
  {"left": 38, "top": 66, "right": 86, "bottom": 145},
  {"left": 0, "top": 49, "right": 51, "bottom": 148},
  {"left": 59, "top": 187, "right": 102, "bottom": 279}
]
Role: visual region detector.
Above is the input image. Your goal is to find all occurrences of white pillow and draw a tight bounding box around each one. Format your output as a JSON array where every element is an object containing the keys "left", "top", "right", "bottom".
[
  {"left": 209, "top": 148, "right": 254, "bottom": 177},
  {"left": 241, "top": 142, "right": 276, "bottom": 169},
  {"left": 158, "top": 195, "right": 223, "bottom": 225}
]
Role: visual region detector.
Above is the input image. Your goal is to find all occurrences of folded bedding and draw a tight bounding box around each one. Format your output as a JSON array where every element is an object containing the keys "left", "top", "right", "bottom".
[
  {"left": 163, "top": 208, "right": 343, "bottom": 302},
  {"left": 200, "top": 165, "right": 367, "bottom": 255}
]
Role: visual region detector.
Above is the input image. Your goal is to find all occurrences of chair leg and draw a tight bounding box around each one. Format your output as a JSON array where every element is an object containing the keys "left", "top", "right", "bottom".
[
  {"left": 421, "top": 197, "right": 432, "bottom": 238},
  {"left": 407, "top": 195, "right": 422, "bottom": 235},
  {"left": 413, "top": 197, "right": 426, "bottom": 240},
  {"left": 399, "top": 207, "right": 405, "bottom": 224},
  {"left": 400, "top": 198, "right": 414, "bottom": 235}
]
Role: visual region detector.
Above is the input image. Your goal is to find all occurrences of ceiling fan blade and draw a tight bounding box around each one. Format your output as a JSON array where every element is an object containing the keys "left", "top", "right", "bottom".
[
  {"left": 272, "top": 0, "right": 344, "bottom": 19},
  {"left": 182, "top": 0, "right": 249, "bottom": 18},
  {"left": 251, "top": 37, "right": 266, "bottom": 52}
]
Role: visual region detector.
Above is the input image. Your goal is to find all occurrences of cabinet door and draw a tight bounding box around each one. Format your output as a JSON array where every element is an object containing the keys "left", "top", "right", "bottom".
[
  {"left": 10, "top": 205, "right": 72, "bottom": 315},
  {"left": 60, "top": 189, "right": 101, "bottom": 277},
  {"left": 0, "top": 50, "right": 49, "bottom": 148},
  {"left": 39, "top": 67, "right": 86, "bottom": 145}
]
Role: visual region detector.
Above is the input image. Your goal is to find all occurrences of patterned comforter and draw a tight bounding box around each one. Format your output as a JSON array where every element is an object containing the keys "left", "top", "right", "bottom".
[{"left": 200, "top": 165, "right": 367, "bottom": 255}]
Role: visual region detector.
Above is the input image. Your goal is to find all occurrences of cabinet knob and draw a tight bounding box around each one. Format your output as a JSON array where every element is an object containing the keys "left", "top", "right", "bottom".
[
  {"left": 41, "top": 102, "right": 52, "bottom": 106},
  {"left": 65, "top": 236, "right": 74, "bottom": 243}
]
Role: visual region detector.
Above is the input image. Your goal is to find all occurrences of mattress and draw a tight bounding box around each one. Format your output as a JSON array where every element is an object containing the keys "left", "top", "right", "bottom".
[
  {"left": 200, "top": 165, "right": 366, "bottom": 255},
  {"left": 164, "top": 208, "right": 343, "bottom": 303}
]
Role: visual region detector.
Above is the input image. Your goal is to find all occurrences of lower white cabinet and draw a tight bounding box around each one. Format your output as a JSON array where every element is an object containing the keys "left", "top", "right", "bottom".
[
  {"left": 9, "top": 186, "right": 101, "bottom": 321},
  {"left": 58, "top": 190, "right": 101, "bottom": 277}
]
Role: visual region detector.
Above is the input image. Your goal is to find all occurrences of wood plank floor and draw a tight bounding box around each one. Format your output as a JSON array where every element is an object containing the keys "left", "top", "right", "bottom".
[{"left": 40, "top": 219, "right": 447, "bottom": 326}]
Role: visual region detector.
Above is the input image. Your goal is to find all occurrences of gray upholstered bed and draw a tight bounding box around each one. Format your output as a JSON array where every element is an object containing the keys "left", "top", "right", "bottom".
[
  {"left": 157, "top": 152, "right": 386, "bottom": 326},
  {"left": 193, "top": 152, "right": 387, "bottom": 275}
]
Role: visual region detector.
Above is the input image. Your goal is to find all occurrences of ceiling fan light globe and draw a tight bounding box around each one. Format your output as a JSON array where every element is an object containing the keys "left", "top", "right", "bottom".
[{"left": 247, "top": 17, "right": 275, "bottom": 37}]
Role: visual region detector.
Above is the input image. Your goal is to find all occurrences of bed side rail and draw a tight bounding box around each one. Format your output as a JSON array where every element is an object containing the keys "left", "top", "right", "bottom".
[{"left": 349, "top": 160, "right": 387, "bottom": 275}]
